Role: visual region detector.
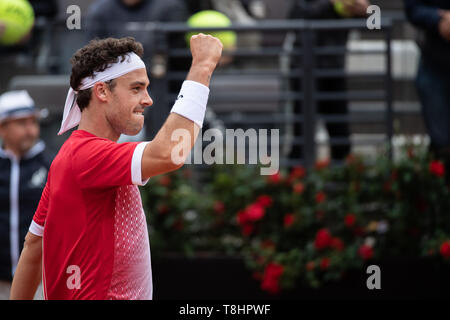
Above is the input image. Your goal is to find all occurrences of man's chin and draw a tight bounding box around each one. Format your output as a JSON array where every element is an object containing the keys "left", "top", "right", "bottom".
[
  {"left": 124, "top": 125, "right": 144, "bottom": 137},
  {"left": 20, "top": 140, "right": 37, "bottom": 153}
]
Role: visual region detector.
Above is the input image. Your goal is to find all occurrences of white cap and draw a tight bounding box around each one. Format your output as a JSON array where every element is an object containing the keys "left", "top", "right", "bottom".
[{"left": 0, "top": 90, "right": 38, "bottom": 123}]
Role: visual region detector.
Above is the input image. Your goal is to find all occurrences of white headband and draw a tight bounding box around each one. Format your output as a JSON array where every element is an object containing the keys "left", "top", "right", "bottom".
[{"left": 58, "top": 52, "right": 146, "bottom": 135}]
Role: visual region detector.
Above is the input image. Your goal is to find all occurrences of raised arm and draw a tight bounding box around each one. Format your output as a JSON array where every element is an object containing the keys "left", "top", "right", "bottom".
[{"left": 141, "top": 34, "right": 223, "bottom": 180}]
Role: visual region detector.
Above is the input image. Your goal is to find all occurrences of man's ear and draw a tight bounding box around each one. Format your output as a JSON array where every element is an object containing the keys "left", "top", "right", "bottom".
[{"left": 92, "top": 82, "right": 110, "bottom": 103}]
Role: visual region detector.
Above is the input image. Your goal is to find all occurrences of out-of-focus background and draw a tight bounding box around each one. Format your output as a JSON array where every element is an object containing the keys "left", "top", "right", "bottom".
[
  {"left": 2, "top": 0, "right": 450, "bottom": 300},
  {"left": 0, "top": 0, "right": 421, "bottom": 160}
]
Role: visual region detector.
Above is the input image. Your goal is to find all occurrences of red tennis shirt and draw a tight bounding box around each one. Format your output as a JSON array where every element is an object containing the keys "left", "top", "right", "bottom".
[{"left": 28, "top": 130, "right": 152, "bottom": 300}]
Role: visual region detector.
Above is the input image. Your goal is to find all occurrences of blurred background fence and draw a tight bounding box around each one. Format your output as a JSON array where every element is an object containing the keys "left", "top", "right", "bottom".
[{"left": 0, "top": 0, "right": 426, "bottom": 170}]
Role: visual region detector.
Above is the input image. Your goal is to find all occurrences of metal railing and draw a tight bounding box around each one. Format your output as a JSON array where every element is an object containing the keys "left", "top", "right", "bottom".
[
  {"left": 124, "top": 19, "right": 394, "bottom": 168},
  {"left": 3, "top": 18, "right": 394, "bottom": 169}
]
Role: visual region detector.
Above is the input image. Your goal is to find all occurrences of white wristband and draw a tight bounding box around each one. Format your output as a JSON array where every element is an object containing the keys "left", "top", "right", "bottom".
[
  {"left": 170, "top": 80, "right": 210, "bottom": 128},
  {"left": 29, "top": 220, "right": 44, "bottom": 237}
]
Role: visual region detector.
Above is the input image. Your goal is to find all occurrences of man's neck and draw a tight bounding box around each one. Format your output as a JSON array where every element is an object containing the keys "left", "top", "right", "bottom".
[{"left": 77, "top": 108, "right": 120, "bottom": 142}]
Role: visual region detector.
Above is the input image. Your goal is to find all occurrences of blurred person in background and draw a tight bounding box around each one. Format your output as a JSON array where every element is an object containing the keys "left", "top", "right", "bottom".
[
  {"left": 0, "top": 90, "right": 51, "bottom": 300},
  {"left": 209, "top": 0, "right": 265, "bottom": 49},
  {"left": 287, "top": 0, "right": 370, "bottom": 163},
  {"left": 0, "top": 0, "right": 57, "bottom": 51},
  {"left": 86, "top": 0, "right": 190, "bottom": 141},
  {"left": 0, "top": 0, "right": 57, "bottom": 94},
  {"left": 86, "top": 0, "right": 188, "bottom": 42},
  {"left": 186, "top": 0, "right": 266, "bottom": 49},
  {"left": 405, "top": 0, "right": 450, "bottom": 175},
  {"left": 26, "top": 0, "right": 58, "bottom": 59}
]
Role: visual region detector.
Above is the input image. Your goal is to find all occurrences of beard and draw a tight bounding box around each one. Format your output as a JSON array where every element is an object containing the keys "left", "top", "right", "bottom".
[{"left": 18, "top": 136, "right": 37, "bottom": 154}]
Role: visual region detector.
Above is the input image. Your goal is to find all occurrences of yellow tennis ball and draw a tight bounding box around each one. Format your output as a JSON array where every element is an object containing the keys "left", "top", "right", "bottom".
[
  {"left": 0, "top": 0, "right": 35, "bottom": 46},
  {"left": 186, "top": 10, "right": 237, "bottom": 49},
  {"left": 333, "top": 0, "right": 352, "bottom": 18}
]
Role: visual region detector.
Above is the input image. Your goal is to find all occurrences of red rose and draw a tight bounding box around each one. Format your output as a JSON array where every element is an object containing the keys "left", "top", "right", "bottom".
[
  {"left": 320, "top": 257, "right": 330, "bottom": 270},
  {"left": 440, "top": 241, "right": 450, "bottom": 258},
  {"left": 241, "top": 224, "right": 254, "bottom": 236},
  {"left": 159, "top": 175, "right": 171, "bottom": 187},
  {"left": 261, "top": 262, "right": 284, "bottom": 294},
  {"left": 315, "top": 159, "right": 330, "bottom": 170},
  {"left": 430, "top": 160, "right": 445, "bottom": 177},
  {"left": 237, "top": 210, "right": 248, "bottom": 226},
  {"left": 283, "top": 213, "right": 295, "bottom": 228},
  {"left": 330, "top": 237, "right": 344, "bottom": 251},
  {"left": 246, "top": 203, "right": 265, "bottom": 221},
  {"left": 261, "top": 262, "right": 283, "bottom": 294},
  {"left": 268, "top": 172, "right": 282, "bottom": 184},
  {"left": 213, "top": 201, "right": 225, "bottom": 214},
  {"left": 344, "top": 213, "right": 356, "bottom": 228},
  {"left": 257, "top": 195, "right": 273, "bottom": 207},
  {"left": 265, "top": 262, "right": 284, "bottom": 278},
  {"left": 293, "top": 182, "right": 305, "bottom": 194},
  {"left": 314, "top": 228, "right": 332, "bottom": 250},
  {"left": 358, "top": 244, "right": 374, "bottom": 260},
  {"left": 315, "top": 191, "right": 326, "bottom": 204},
  {"left": 261, "top": 277, "right": 280, "bottom": 295},
  {"left": 290, "top": 166, "right": 306, "bottom": 180}
]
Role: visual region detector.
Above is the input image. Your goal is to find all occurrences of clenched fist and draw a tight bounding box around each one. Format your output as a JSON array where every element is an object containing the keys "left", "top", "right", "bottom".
[
  {"left": 331, "top": 0, "right": 370, "bottom": 18},
  {"left": 187, "top": 33, "right": 223, "bottom": 87}
]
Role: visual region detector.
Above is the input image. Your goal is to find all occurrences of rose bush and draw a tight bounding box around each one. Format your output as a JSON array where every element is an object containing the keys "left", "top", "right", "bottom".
[{"left": 141, "top": 143, "right": 450, "bottom": 294}]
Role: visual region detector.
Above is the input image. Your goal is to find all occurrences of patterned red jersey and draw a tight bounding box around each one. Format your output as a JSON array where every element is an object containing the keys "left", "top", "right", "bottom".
[{"left": 29, "top": 130, "right": 152, "bottom": 300}]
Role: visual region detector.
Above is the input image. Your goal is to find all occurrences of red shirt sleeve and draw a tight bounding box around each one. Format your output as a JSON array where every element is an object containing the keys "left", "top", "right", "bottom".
[
  {"left": 30, "top": 169, "right": 51, "bottom": 235},
  {"left": 72, "top": 138, "right": 140, "bottom": 189}
]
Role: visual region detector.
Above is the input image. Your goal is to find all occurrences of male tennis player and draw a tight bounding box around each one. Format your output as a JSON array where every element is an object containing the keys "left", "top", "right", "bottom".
[{"left": 9, "top": 34, "right": 222, "bottom": 300}]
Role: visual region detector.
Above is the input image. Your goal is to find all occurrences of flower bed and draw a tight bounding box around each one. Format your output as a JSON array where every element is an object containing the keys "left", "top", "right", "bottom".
[{"left": 141, "top": 144, "right": 450, "bottom": 295}]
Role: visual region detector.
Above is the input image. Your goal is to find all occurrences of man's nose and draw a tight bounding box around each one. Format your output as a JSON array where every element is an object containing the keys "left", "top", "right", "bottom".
[{"left": 142, "top": 90, "right": 153, "bottom": 108}]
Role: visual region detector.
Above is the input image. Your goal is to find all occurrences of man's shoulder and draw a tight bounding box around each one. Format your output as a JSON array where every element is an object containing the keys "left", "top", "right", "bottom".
[
  {"left": 49, "top": 131, "right": 98, "bottom": 165},
  {"left": 58, "top": 131, "right": 135, "bottom": 167},
  {"left": 56, "top": 131, "right": 101, "bottom": 157}
]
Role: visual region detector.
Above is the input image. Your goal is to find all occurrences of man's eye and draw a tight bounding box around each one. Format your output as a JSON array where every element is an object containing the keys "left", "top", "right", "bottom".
[{"left": 133, "top": 87, "right": 140, "bottom": 92}]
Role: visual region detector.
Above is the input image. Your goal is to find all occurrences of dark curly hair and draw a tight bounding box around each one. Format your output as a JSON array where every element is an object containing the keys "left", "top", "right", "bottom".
[{"left": 70, "top": 37, "right": 144, "bottom": 111}]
